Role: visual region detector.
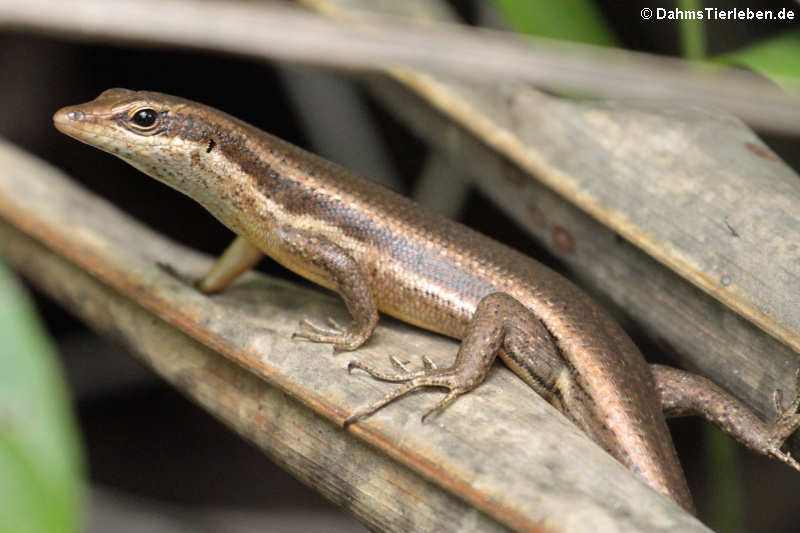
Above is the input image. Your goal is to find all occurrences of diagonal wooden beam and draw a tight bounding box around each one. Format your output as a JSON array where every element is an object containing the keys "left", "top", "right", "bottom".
[{"left": 0, "top": 139, "right": 707, "bottom": 531}]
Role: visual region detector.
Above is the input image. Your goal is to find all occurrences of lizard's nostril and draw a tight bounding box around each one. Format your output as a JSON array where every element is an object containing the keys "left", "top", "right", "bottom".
[{"left": 53, "top": 107, "right": 88, "bottom": 136}]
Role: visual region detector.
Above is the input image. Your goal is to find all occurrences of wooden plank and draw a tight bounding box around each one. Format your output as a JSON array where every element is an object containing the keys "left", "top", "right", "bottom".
[
  {"left": 2, "top": 0, "right": 796, "bottom": 438},
  {"left": 0, "top": 0, "right": 797, "bottom": 520},
  {"left": 3, "top": 0, "right": 799, "bottom": 134},
  {"left": 0, "top": 141, "right": 709, "bottom": 530},
  {"left": 1, "top": 222, "right": 508, "bottom": 533},
  {"left": 1, "top": 0, "right": 798, "bottom": 360},
  {"left": 365, "top": 76, "right": 800, "bottom": 428},
  {"left": 299, "top": 0, "right": 800, "bottom": 441},
  {"left": 404, "top": 74, "right": 800, "bottom": 354}
]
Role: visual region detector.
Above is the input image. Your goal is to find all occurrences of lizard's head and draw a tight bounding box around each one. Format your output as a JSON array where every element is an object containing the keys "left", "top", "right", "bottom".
[
  {"left": 54, "top": 88, "right": 271, "bottom": 231},
  {"left": 53, "top": 88, "right": 190, "bottom": 158},
  {"left": 54, "top": 88, "right": 236, "bottom": 195}
]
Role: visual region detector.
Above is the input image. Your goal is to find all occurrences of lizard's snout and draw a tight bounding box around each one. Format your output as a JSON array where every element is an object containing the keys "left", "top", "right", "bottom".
[{"left": 53, "top": 106, "right": 87, "bottom": 136}]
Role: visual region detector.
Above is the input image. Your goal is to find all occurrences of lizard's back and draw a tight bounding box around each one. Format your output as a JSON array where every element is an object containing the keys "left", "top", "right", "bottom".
[
  {"left": 256, "top": 127, "right": 691, "bottom": 508},
  {"left": 53, "top": 90, "right": 693, "bottom": 510}
]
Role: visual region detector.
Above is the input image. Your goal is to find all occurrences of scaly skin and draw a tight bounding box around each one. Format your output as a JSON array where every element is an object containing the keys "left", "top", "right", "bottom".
[{"left": 53, "top": 89, "right": 800, "bottom": 513}]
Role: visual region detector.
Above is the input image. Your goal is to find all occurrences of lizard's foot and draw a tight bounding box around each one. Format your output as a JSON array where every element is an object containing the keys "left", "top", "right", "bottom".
[
  {"left": 350, "top": 354, "right": 438, "bottom": 380},
  {"left": 157, "top": 262, "right": 196, "bottom": 286},
  {"left": 292, "top": 316, "right": 366, "bottom": 351},
  {"left": 345, "top": 356, "right": 470, "bottom": 425},
  {"left": 157, "top": 262, "right": 222, "bottom": 294},
  {"left": 765, "top": 369, "right": 800, "bottom": 471}
]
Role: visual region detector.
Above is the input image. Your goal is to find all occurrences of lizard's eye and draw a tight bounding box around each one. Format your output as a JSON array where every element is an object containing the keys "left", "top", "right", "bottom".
[{"left": 128, "top": 108, "right": 160, "bottom": 131}]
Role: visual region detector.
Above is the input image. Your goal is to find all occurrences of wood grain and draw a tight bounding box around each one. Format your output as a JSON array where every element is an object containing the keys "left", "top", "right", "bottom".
[
  {"left": 0, "top": 140, "right": 708, "bottom": 531},
  {"left": 301, "top": 0, "right": 800, "bottom": 442},
  {"left": 1, "top": 0, "right": 798, "bottom": 523},
  {"left": 2, "top": 0, "right": 796, "bottom": 435},
  {"left": 2, "top": 0, "right": 799, "bottom": 133},
  {"left": 365, "top": 76, "right": 800, "bottom": 429}
]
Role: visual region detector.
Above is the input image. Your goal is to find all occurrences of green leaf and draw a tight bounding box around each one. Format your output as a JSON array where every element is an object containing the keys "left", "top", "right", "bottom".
[
  {"left": 492, "top": 0, "right": 617, "bottom": 46},
  {"left": 705, "top": 425, "right": 742, "bottom": 533},
  {"left": 0, "top": 258, "right": 85, "bottom": 533},
  {"left": 718, "top": 29, "right": 800, "bottom": 91},
  {"left": 677, "top": 0, "right": 707, "bottom": 59}
]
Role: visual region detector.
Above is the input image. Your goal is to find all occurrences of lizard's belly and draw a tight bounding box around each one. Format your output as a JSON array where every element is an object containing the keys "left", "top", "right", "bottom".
[{"left": 369, "top": 252, "right": 499, "bottom": 340}]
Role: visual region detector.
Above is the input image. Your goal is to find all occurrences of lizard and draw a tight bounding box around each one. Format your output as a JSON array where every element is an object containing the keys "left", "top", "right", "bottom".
[{"left": 53, "top": 88, "right": 800, "bottom": 513}]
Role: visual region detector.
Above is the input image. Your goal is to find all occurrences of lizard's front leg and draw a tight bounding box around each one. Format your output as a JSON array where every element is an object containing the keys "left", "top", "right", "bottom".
[
  {"left": 157, "top": 235, "right": 264, "bottom": 293},
  {"left": 195, "top": 236, "right": 264, "bottom": 294},
  {"left": 188, "top": 229, "right": 377, "bottom": 351},
  {"left": 280, "top": 227, "right": 379, "bottom": 351}
]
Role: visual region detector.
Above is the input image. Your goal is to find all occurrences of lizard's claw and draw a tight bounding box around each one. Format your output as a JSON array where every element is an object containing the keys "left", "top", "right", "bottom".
[
  {"left": 292, "top": 316, "right": 364, "bottom": 351},
  {"left": 344, "top": 356, "right": 469, "bottom": 426},
  {"left": 767, "top": 448, "right": 800, "bottom": 472},
  {"left": 388, "top": 354, "right": 437, "bottom": 373},
  {"left": 765, "top": 369, "right": 800, "bottom": 472},
  {"left": 389, "top": 356, "right": 412, "bottom": 372},
  {"left": 348, "top": 354, "right": 437, "bottom": 381},
  {"left": 422, "top": 355, "right": 437, "bottom": 371}
]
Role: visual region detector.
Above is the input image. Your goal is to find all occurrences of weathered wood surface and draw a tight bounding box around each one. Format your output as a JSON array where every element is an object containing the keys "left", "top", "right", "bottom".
[
  {"left": 366, "top": 77, "right": 800, "bottom": 428},
  {"left": 1, "top": 0, "right": 797, "bottom": 439},
  {"left": 0, "top": 0, "right": 798, "bottom": 523},
  {"left": 299, "top": 0, "right": 800, "bottom": 431},
  {"left": 0, "top": 142, "right": 711, "bottom": 531},
  {"left": 1, "top": 222, "right": 507, "bottom": 533},
  {"left": 392, "top": 71, "right": 800, "bottom": 356},
  {"left": 3, "top": 0, "right": 799, "bottom": 133}
]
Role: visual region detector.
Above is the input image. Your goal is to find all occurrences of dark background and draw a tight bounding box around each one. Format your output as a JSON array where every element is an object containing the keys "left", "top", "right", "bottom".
[{"left": 2, "top": 0, "right": 799, "bottom": 531}]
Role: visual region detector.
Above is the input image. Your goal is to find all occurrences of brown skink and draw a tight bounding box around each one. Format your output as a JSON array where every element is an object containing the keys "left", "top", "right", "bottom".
[{"left": 53, "top": 89, "right": 800, "bottom": 513}]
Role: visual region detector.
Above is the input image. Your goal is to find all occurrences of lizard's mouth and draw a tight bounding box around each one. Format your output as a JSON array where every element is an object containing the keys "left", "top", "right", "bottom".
[{"left": 53, "top": 106, "right": 121, "bottom": 152}]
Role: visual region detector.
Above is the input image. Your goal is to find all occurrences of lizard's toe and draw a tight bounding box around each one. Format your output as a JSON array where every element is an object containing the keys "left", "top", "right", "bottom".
[{"left": 292, "top": 317, "right": 366, "bottom": 351}]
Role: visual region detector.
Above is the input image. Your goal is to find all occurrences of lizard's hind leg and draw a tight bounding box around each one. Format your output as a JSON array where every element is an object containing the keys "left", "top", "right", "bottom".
[
  {"left": 345, "top": 293, "right": 565, "bottom": 425},
  {"left": 653, "top": 364, "right": 800, "bottom": 471}
]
